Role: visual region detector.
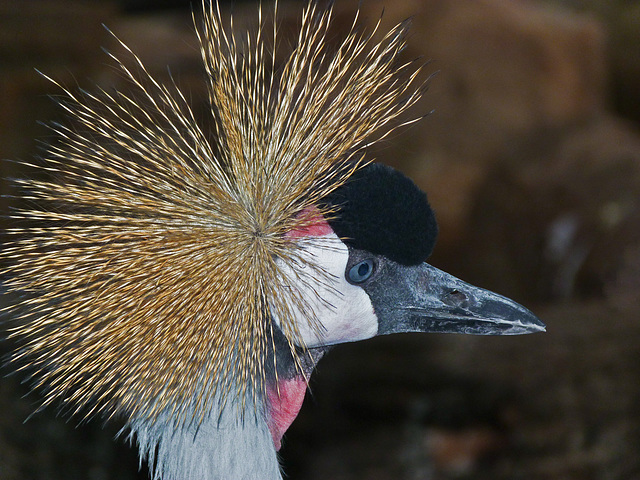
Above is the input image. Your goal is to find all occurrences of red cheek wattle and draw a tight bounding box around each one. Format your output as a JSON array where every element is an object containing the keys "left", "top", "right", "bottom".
[{"left": 286, "top": 206, "right": 333, "bottom": 239}]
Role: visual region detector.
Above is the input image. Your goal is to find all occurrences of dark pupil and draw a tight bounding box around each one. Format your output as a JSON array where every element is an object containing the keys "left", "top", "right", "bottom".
[{"left": 358, "top": 262, "right": 370, "bottom": 277}]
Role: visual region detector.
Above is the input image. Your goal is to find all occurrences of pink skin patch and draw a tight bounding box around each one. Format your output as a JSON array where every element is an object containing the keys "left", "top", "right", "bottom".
[
  {"left": 266, "top": 377, "right": 308, "bottom": 450},
  {"left": 286, "top": 206, "right": 333, "bottom": 239}
]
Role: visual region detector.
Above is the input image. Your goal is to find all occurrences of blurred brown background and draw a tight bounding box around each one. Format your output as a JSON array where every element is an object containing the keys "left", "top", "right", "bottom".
[{"left": 1, "top": 0, "right": 639, "bottom": 479}]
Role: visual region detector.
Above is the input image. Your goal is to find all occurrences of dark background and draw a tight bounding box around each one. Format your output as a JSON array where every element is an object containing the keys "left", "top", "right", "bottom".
[{"left": 1, "top": 0, "right": 639, "bottom": 479}]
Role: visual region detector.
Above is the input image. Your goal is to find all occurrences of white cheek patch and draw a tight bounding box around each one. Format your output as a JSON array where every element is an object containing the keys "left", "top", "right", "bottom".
[{"left": 275, "top": 234, "right": 378, "bottom": 347}]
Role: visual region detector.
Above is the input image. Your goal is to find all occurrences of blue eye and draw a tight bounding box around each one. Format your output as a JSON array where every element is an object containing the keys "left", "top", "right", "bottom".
[{"left": 348, "top": 259, "right": 375, "bottom": 283}]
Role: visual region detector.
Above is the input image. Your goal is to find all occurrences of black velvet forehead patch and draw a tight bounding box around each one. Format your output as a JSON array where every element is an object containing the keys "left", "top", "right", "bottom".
[{"left": 321, "top": 163, "right": 438, "bottom": 265}]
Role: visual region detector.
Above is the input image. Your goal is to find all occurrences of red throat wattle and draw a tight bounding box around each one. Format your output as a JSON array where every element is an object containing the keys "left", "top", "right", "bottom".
[{"left": 266, "top": 377, "right": 308, "bottom": 450}]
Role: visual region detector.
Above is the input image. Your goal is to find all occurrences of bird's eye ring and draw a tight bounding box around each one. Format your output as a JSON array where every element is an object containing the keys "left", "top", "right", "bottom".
[{"left": 348, "top": 259, "right": 375, "bottom": 283}]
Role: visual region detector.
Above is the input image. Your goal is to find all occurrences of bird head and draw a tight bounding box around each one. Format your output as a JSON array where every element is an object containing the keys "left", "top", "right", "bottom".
[
  {"left": 264, "top": 162, "right": 544, "bottom": 450},
  {"left": 1, "top": 2, "right": 544, "bottom": 478}
]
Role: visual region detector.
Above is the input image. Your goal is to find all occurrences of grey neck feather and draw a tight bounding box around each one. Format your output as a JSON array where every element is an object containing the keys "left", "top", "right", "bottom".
[
  {"left": 124, "top": 326, "right": 326, "bottom": 480},
  {"left": 127, "top": 398, "right": 282, "bottom": 480}
]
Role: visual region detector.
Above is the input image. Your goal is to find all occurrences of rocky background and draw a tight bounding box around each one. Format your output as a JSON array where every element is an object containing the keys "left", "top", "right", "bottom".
[{"left": 1, "top": 0, "right": 639, "bottom": 479}]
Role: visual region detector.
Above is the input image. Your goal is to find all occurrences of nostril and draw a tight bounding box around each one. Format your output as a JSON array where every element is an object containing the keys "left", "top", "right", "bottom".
[{"left": 446, "top": 289, "right": 469, "bottom": 308}]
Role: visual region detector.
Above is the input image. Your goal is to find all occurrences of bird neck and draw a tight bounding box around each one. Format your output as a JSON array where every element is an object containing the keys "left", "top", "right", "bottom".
[
  {"left": 128, "top": 398, "right": 282, "bottom": 480},
  {"left": 126, "top": 324, "right": 330, "bottom": 480}
]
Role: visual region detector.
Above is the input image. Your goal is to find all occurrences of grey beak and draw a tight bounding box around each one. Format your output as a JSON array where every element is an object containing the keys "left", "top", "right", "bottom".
[{"left": 363, "top": 261, "right": 545, "bottom": 336}]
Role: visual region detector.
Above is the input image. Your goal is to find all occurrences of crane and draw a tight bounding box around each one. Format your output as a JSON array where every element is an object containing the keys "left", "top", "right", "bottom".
[{"left": 1, "top": 2, "right": 544, "bottom": 479}]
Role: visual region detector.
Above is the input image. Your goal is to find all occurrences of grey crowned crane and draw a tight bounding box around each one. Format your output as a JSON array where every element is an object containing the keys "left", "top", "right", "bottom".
[{"left": 1, "top": 2, "right": 544, "bottom": 479}]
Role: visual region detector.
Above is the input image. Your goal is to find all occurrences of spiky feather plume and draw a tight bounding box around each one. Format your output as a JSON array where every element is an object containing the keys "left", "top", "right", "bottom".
[{"left": 1, "top": 1, "right": 424, "bottom": 426}]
